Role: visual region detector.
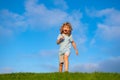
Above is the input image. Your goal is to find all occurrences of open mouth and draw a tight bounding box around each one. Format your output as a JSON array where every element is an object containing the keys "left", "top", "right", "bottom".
[{"left": 64, "top": 30, "right": 68, "bottom": 32}]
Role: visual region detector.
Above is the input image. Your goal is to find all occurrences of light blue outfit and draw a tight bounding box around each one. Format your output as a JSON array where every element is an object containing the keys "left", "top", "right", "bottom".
[{"left": 57, "top": 34, "right": 73, "bottom": 56}]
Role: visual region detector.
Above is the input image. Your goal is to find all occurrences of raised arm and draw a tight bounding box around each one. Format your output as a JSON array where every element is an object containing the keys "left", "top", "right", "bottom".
[{"left": 71, "top": 41, "right": 78, "bottom": 55}]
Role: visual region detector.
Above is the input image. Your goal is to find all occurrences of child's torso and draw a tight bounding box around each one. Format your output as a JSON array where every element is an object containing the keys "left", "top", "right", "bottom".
[{"left": 59, "top": 34, "right": 72, "bottom": 51}]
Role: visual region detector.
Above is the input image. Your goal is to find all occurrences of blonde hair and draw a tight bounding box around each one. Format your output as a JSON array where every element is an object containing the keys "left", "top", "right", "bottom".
[{"left": 60, "top": 22, "right": 73, "bottom": 36}]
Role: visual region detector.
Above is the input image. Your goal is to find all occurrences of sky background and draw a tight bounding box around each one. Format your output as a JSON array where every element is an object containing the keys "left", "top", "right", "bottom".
[{"left": 0, "top": 0, "right": 120, "bottom": 73}]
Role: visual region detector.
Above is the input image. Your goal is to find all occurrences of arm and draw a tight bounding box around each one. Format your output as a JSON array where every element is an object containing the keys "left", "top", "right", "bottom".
[
  {"left": 71, "top": 41, "right": 78, "bottom": 55},
  {"left": 57, "top": 39, "right": 62, "bottom": 44},
  {"left": 57, "top": 35, "right": 64, "bottom": 45}
]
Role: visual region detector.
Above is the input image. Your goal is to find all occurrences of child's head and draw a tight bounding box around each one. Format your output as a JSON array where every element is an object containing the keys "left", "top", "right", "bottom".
[{"left": 60, "top": 22, "right": 72, "bottom": 36}]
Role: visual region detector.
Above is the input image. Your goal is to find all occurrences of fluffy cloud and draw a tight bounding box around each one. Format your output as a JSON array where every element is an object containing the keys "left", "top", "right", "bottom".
[
  {"left": 96, "top": 24, "right": 120, "bottom": 40},
  {"left": 39, "top": 56, "right": 120, "bottom": 73},
  {"left": 0, "top": 0, "right": 87, "bottom": 53},
  {"left": 40, "top": 64, "right": 58, "bottom": 72},
  {"left": 70, "top": 56, "right": 120, "bottom": 73},
  {"left": 88, "top": 8, "right": 120, "bottom": 41},
  {"left": 0, "top": 10, "right": 27, "bottom": 37},
  {"left": 0, "top": 0, "right": 84, "bottom": 37},
  {"left": 39, "top": 49, "right": 58, "bottom": 57},
  {"left": 95, "top": 8, "right": 120, "bottom": 26},
  {"left": 87, "top": 8, "right": 120, "bottom": 58},
  {"left": 20, "top": 49, "right": 58, "bottom": 59},
  {"left": 24, "top": 0, "right": 84, "bottom": 29},
  {"left": 98, "top": 56, "right": 120, "bottom": 72},
  {"left": 54, "top": 0, "right": 68, "bottom": 10},
  {"left": 0, "top": 26, "right": 13, "bottom": 37},
  {"left": 0, "top": 67, "right": 13, "bottom": 73},
  {"left": 24, "top": 0, "right": 67, "bottom": 28}
]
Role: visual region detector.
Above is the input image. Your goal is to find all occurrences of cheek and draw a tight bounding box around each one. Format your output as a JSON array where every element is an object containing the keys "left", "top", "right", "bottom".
[
  {"left": 66, "top": 31, "right": 70, "bottom": 34},
  {"left": 68, "top": 30, "right": 70, "bottom": 32}
]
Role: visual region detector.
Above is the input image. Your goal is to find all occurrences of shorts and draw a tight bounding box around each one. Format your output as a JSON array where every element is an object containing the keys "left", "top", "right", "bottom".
[
  {"left": 59, "top": 48, "right": 70, "bottom": 56},
  {"left": 59, "top": 51, "right": 70, "bottom": 63}
]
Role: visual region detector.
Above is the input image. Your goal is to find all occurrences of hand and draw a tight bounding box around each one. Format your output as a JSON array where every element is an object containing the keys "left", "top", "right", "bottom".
[
  {"left": 75, "top": 49, "right": 78, "bottom": 55},
  {"left": 59, "top": 36, "right": 64, "bottom": 42}
]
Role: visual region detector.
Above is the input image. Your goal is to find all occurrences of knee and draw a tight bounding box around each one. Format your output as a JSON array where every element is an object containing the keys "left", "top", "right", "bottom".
[
  {"left": 59, "top": 63, "right": 63, "bottom": 66},
  {"left": 64, "top": 55, "right": 68, "bottom": 59}
]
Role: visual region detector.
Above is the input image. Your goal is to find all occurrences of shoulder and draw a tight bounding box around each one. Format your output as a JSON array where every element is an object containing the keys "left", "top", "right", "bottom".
[
  {"left": 69, "top": 34, "right": 73, "bottom": 38},
  {"left": 57, "top": 34, "right": 63, "bottom": 39},
  {"left": 58, "top": 34, "right": 62, "bottom": 36}
]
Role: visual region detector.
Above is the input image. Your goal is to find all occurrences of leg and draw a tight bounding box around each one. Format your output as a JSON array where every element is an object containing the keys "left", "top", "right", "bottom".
[
  {"left": 59, "top": 55, "right": 64, "bottom": 72},
  {"left": 59, "top": 63, "right": 63, "bottom": 72},
  {"left": 64, "top": 54, "right": 69, "bottom": 72}
]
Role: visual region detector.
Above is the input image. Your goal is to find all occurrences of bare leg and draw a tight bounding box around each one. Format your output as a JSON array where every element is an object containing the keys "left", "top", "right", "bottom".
[
  {"left": 64, "top": 55, "right": 69, "bottom": 72},
  {"left": 59, "top": 63, "right": 63, "bottom": 72}
]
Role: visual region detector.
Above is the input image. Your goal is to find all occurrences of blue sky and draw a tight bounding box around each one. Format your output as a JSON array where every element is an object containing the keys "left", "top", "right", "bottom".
[{"left": 0, "top": 0, "right": 120, "bottom": 73}]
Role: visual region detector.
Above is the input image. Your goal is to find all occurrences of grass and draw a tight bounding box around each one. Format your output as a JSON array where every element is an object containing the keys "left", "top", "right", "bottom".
[{"left": 0, "top": 72, "right": 120, "bottom": 80}]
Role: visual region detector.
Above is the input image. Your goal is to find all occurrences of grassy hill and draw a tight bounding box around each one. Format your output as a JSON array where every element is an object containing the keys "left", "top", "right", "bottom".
[{"left": 0, "top": 72, "right": 120, "bottom": 80}]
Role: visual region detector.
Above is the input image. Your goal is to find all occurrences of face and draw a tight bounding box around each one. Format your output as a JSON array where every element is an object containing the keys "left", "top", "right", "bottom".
[{"left": 63, "top": 25, "right": 70, "bottom": 34}]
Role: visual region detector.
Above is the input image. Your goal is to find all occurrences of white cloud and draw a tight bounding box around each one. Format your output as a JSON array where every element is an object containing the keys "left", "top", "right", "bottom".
[
  {"left": 87, "top": 8, "right": 120, "bottom": 26},
  {"left": 0, "top": 67, "right": 13, "bottom": 73},
  {"left": 39, "top": 49, "right": 58, "bottom": 57},
  {"left": 70, "top": 56, "right": 120, "bottom": 73},
  {"left": 88, "top": 8, "right": 120, "bottom": 45},
  {"left": 95, "top": 8, "right": 120, "bottom": 26},
  {"left": 25, "top": 0, "right": 68, "bottom": 28},
  {"left": 24, "top": 0, "right": 84, "bottom": 30},
  {"left": 40, "top": 64, "right": 58, "bottom": 72},
  {"left": 0, "top": 26, "right": 13, "bottom": 37},
  {"left": 0, "top": 10, "right": 27, "bottom": 37},
  {"left": 0, "top": 0, "right": 87, "bottom": 54},
  {"left": 71, "top": 63, "right": 98, "bottom": 72},
  {"left": 0, "top": 0, "right": 84, "bottom": 37},
  {"left": 98, "top": 56, "right": 120, "bottom": 72},
  {"left": 54, "top": 0, "right": 68, "bottom": 10},
  {"left": 20, "top": 49, "right": 58, "bottom": 59},
  {"left": 0, "top": 10, "right": 27, "bottom": 31},
  {"left": 96, "top": 24, "right": 120, "bottom": 40},
  {"left": 74, "top": 35, "right": 87, "bottom": 52},
  {"left": 88, "top": 8, "right": 120, "bottom": 57},
  {"left": 90, "top": 38, "right": 96, "bottom": 46}
]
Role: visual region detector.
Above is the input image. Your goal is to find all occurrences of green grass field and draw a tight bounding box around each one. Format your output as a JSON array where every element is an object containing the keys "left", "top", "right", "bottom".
[{"left": 0, "top": 72, "right": 120, "bottom": 80}]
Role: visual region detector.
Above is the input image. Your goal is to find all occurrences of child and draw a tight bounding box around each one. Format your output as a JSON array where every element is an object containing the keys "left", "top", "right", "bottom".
[{"left": 57, "top": 22, "right": 78, "bottom": 72}]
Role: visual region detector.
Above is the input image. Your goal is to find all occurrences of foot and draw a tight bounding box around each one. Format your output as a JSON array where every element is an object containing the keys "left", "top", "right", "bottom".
[{"left": 64, "top": 71, "right": 69, "bottom": 73}]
